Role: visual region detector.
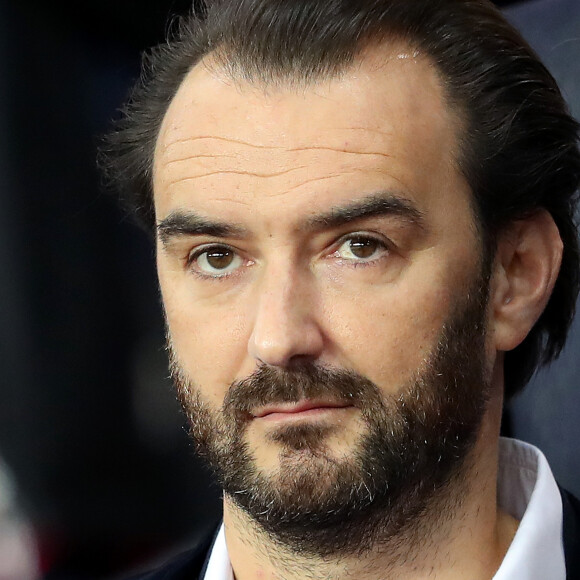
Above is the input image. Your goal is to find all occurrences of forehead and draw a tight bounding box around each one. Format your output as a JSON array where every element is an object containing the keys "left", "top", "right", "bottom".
[{"left": 153, "top": 43, "right": 467, "bottom": 225}]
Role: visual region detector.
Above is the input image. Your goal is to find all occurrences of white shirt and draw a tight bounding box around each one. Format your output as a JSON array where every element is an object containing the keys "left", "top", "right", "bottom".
[
  {"left": 494, "top": 438, "right": 565, "bottom": 579},
  {"left": 203, "top": 437, "right": 565, "bottom": 579}
]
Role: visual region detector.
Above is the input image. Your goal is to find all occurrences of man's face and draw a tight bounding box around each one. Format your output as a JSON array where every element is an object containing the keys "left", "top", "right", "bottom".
[{"left": 154, "top": 46, "right": 493, "bottom": 552}]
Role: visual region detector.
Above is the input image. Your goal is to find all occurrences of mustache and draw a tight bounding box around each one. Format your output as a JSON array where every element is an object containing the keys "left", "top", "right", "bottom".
[{"left": 223, "top": 363, "right": 384, "bottom": 421}]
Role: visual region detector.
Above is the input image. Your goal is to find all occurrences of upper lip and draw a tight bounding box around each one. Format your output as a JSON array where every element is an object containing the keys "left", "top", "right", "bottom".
[{"left": 252, "top": 399, "right": 352, "bottom": 418}]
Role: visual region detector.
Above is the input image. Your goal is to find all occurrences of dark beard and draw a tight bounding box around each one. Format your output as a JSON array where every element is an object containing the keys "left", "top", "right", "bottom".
[{"left": 170, "top": 274, "right": 491, "bottom": 557}]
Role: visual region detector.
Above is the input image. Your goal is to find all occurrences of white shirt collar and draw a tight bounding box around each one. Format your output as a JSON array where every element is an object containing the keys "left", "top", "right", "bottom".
[
  {"left": 493, "top": 437, "right": 565, "bottom": 579},
  {"left": 203, "top": 523, "right": 233, "bottom": 580},
  {"left": 203, "top": 437, "right": 564, "bottom": 579}
]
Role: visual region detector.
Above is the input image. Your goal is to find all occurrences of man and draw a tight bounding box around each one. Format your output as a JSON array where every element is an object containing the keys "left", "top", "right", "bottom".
[{"left": 101, "top": 0, "right": 580, "bottom": 578}]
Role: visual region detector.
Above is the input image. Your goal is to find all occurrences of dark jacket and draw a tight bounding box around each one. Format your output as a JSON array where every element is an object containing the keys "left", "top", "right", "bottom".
[{"left": 561, "top": 487, "right": 580, "bottom": 579}]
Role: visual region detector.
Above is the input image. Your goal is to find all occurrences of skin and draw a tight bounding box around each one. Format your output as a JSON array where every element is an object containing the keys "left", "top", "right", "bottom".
[{"left": 153, "top": 43, "right": 562, "bottom": 579}]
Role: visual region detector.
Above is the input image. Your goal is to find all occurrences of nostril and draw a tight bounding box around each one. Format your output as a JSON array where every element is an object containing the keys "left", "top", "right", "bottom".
[
  {"left": 248, "top": 318, "right": 325, "bottom": 368},
  {"left": 286, "top": 352, "right": 320, "bottom": 368}
]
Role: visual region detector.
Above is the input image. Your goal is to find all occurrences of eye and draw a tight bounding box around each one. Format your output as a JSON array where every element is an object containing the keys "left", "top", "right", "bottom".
[
  {"left": 334, "top": 235, "right": 389, "bottom": 262},
  {"left": 189, "top": 245, "right": 243, "bottom": 277}
]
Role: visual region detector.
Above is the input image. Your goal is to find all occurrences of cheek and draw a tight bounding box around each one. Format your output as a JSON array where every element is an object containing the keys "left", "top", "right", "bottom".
[
  {"left": 160, "top": 273, "right": 251, "bottom": 405},
  {"left": 321, "top": 276, "right": 452, "bottom": 390}
]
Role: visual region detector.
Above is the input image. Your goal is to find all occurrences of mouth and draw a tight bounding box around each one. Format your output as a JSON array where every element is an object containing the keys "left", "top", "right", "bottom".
[{"left": 252, "top": 400, "right": 354, "bottom": 422}]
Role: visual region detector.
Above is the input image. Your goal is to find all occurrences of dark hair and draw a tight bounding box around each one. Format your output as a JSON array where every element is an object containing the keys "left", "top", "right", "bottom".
[{"left": 100, "top": 0, "right": 580, "bottom": 397}]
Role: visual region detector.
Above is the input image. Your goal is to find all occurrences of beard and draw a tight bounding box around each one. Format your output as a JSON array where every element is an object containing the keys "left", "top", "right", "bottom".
[{"left": 169, "top": 271, "right": 492, "bottom": 557}]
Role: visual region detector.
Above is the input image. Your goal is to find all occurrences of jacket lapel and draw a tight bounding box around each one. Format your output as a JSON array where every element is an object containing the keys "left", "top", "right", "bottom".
[{"left": 560, "top": 487, "right": 580, "bottom": 579}]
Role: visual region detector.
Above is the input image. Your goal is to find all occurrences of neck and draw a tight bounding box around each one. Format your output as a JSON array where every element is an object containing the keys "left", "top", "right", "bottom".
[{"left": 223, "top": 389, "right": 518, "bottom": 580}]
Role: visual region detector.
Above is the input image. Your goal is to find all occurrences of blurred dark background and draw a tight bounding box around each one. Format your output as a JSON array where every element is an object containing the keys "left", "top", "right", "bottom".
[{"left": 0, "top": 0, "right": 578, "bottom": 578}]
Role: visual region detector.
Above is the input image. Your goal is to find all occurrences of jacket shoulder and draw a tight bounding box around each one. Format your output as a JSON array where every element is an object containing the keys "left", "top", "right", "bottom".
[{"left": 560, "top": 487, "right": 580, "bottom": 580}]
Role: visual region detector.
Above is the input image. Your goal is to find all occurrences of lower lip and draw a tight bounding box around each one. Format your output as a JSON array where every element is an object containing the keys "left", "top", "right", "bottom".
[{"left": 259, "top": 406, "right": 352, "bottom": 422}]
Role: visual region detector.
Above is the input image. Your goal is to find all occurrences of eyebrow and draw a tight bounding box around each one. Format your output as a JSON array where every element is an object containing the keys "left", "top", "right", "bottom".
[
  {"left": 157, "top": 191, "right": 425, "bottom": 247},
  {"left": 157, "top": 212, "right": 247, "bottom": 246},
  {"left": 306, "top": 191, "right": 425, "bottom": 231}
]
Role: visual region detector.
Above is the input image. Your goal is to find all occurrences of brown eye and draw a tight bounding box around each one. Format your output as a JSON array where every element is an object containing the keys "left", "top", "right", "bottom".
[
  {"left": 206, "top": 248, "right": 235, "bottom": 269},
  {"left": 192, "top": 245, "right": 242, "bottom": 277},
  {"left": 348, "top": 237, "right": 380, "bottom": 259},
  {"left": 335, "top": 236, "right": 387, "bottom": 262}
]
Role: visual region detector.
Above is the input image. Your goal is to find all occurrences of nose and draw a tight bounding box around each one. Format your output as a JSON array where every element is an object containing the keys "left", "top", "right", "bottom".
[{"left": 248, "top": 265, "right": 325, "bottom": 368}]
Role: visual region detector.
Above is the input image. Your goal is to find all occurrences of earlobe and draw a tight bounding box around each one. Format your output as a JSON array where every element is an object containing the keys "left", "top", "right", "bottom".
[{"left": 491, "top": 210, "right": 563, "bottom": 352}]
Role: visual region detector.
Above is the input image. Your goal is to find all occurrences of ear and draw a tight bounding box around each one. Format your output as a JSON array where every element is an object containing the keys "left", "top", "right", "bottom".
[{"left": 490, "top": 210, "right": 563, "bottom": 352}]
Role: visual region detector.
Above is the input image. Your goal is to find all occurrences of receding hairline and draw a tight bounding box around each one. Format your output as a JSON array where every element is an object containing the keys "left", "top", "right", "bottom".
[
  {"left": 207, "top": 33, "right": 425, "bottom": 86},
  {"left": 155, "top": 36, "right": 468, "bottom": 158},
  {"left": 153, "top": 37, "right": 471, "bottom": 216}
]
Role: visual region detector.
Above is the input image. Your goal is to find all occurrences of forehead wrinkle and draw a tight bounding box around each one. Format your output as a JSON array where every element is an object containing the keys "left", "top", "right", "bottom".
[
  {"left": 160, "top": 124, "right": 398, "bottom": 152},
  {"left": 159, "top": 141, "right": 399, "bottom": 196},
  {"left": 164, "top": 153, "right": 241, "bottom": 166},
  {"left": 161, "top": 134, "right": 280, "bottom": 153},
  {"left": 158, "top": 133, "right": 396, "bottom": 184},
  {"left": 164, "top": 149, "right": 393, "bottom": 164},
  {"left": 162, "top": 136, "right": 395, "bottom": 159},
  {"left": 163, "top": 168, "right": 315, "bottom": 194},
  {"left": 210, "top": 197, "right": 251, "bottom": 207},
  {"left": 161, "top": 150, "right": 393, "bottom": 186},
  {"left": 275, "top": 171, "right": 362, "bottom": 198},
  {"left": 282, "top": 168, "right": 418, "bottom": 200}
]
